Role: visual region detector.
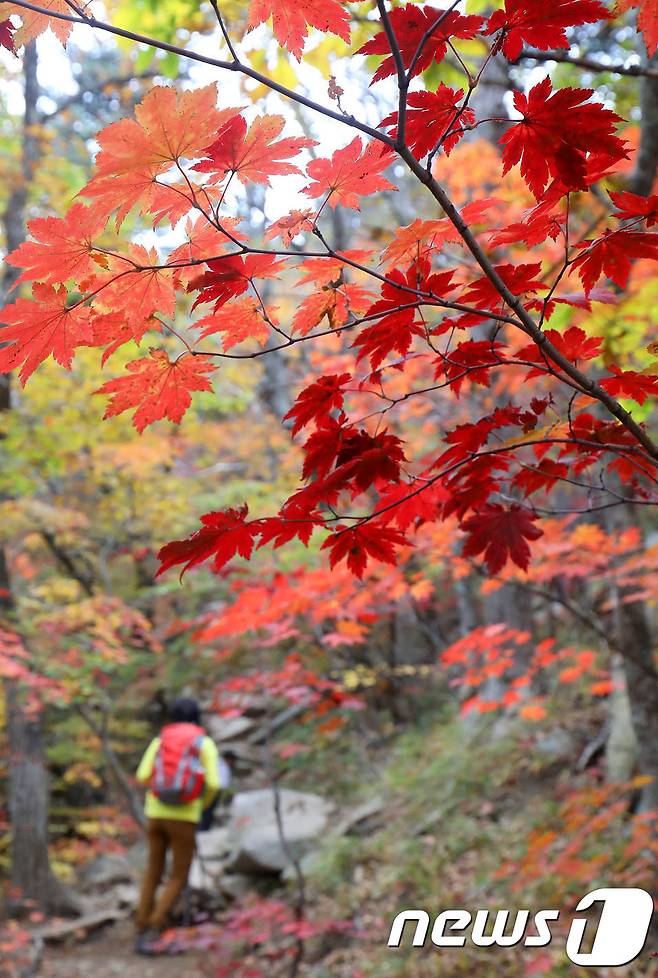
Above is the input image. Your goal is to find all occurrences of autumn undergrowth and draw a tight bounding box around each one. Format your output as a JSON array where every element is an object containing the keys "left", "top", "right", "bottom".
[{"left": 299, "top": 706, "right": 656, "bottom": 978}]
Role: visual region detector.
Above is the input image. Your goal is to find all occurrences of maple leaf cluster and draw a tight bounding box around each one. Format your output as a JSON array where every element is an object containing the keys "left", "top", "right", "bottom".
[{"left": 3, "top": 0, "right": 658, "bottom": 583}]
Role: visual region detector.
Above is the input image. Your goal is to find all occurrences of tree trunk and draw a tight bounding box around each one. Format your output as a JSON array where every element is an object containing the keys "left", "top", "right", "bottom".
[
  {"left": 1, "top": 42, "right": 78, "bottom": 918},
  {"left": 603, "top": 40, "right": 658, "bottom": 808},
  {"left": 630, "top": 51, "right": 658, "bottom": 196},
  {"left": 613, "top": 592, "right": 658, "bottom": 810},
  {"left": 5, "top": 687, "right": 78, "bottom": 915},
  {"left": 605, "top": 654, "right": 637, "bottom": 783}
]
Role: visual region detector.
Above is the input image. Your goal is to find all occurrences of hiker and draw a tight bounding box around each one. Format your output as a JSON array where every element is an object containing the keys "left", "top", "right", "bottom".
[{"left": 134, "top": 696, "right": 220, "bottom": 955}]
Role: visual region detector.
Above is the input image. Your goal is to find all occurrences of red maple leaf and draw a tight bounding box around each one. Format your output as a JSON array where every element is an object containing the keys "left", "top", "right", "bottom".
[
  {"left": 296, "top": 250, "right": 374, "bottom": 287},
  {"left": 354, "top": 261, "right": 455, "bottom": 368},
  {"left": 0, "top": 19, "right": 16, "bottom": 53},
  {"left": 247, "top": 0, "right": 351, "bottom": 59},
  {"left": 157, "top": 505, "right": 257, "bottom": 578},
  {"left": 375, "top": 480, "right": 448, "bottom": 530},
  {"left": 265, "top": 209, "right": 315, "bottom": 245},
  {"left": 284, "top": 373, "right": 352, "bottom": 434},
  {"left": 617, "top": 0, "right": 658, "bottom": 55},
  {"left": 94, "top": 348, "right": 217, "bottom": 433},
  {"left": 301, "top": 415, "right": 351, "bottom": 481},
  {"left": 600, "top": 367, "right": 658, "bottom": 404},
  {"left": 434, "top": 339, "right": 506, "bottom": 395},
  {"left": 517, "top": 326, "right": 603, "bottom": 377},
  {"left": 512, "top": 459, "right": 569, "bottom": 497},
  {"left": 193, "top": 114, "right": 315, "bottom": 185},
  {"left": 461, "top": 504, "right": 544, "bottom": 574},
  {"left": 358, "top": 5, "right": 483, "bottom": 83},
  {"left": 610, "top": 190, "right": 658, "bottom": 227},
  {"left": 490, "top": 199, "right": 565, "bottom": 248},
  {"left": 303, "top": 138, "right": 395, "bottom": 210},
  {"left": 485, "top": 0, "right": 609, "bottom": 61},
  {"left": 256, "top": 514, "right": 319, "bottom": 550},
  {"left": 381, "top": 86, "right": 474, "bottom": 158},
  {"left": 90, "top": 309, "right": 161, "bottom": 366},
  {"left": 500, "top": 78, "right": 627, "bottom": 198},
  {"left": 96, "top": 245, "right": 177, "bottom": 329},
  {"left": 81, "top": 84, "right": 237, "bottom": 228},
  {"left": 381, "top": 200, "right": 495, "bottom": 268},
  {"left": 334, "top": 428, "right": 407, "bottom": 495},
  {"left": 571, "top": 229, "right": 658, "bottom": 294},
  {"left": 189, "top": 253, "right": 284, "bottom": 311},
  {"left": 0, "top": 283, "right": 92, "bottom": 384},
  {"left": 457, "top": 262, "right": 545, "bottom": 325},
  {"left": 321, "top": 524, "right": 407, "bottom": 578}
]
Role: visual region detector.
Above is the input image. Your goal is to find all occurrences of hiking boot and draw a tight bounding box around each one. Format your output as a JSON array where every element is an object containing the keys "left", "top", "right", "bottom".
[{"left": 135, "top": 928, "right": 162, "bottom": 955}]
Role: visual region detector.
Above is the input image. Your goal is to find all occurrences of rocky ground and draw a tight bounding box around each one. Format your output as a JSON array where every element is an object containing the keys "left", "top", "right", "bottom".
[{"left": 41, "top": 918, "right": 213, "bottom": 978}]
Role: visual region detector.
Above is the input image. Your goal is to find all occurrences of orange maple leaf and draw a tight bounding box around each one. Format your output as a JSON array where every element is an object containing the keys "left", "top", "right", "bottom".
[
  {"left": 617, "top": 0, "right": 658, "bottom": 53},
  {"left": 265, "top": 209, "right": 315, "bottom": 245},
  {"left": 248, "top": 0, "right": 351, "bottom": 59},
  {"left": 292, "top": 285, "right": 370, "bottom": 337},
  {"left": 303, "top": 138, "right": 396, "bottom": 210},
  {"left": 81, "top": 85, "right": 238, "bottom": 227},
  {"left": 0, "top": 283, "right": 92, "bottom": 384},
  {"left": 10, "top": 0, "right": 72, "bottom": 46},
  {"left": 95, "top": 245, "right": 177, "bottom": 329},
  {"left": 95, "top": 349, "right": 217, "bottom": 433},
  {"left": 7, "top": 203, "right": 105, "bottom": 288},
  {"left": 519, "top": 702, "right": 547, "bottom": 721},
  {"left": 195, "top": 296, "right": 273, "bottom": 350}
]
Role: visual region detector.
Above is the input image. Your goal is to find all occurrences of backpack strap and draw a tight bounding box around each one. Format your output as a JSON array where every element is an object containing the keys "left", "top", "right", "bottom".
[
  {"left": 153, "top": 738, "right": 166, "bottom": 795},
  {"left": 179, "top": 733, "right": 206, "bottom": 798}
]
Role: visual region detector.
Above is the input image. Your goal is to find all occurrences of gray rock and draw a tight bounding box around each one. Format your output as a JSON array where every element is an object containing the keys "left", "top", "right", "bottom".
[
  {"left": 331, "top": 796, "right": 385, "bottom": 837},
  {"left": 534, "top": 728, "right": 575, "bottom": 761},
  {"left": 207, "top": 714, "right": 258, "bottom": 743},
  {"left": 226, "top": 789, "right": 335, "bottom": 875},
  {"left": 196, "top": 827, "right": 231, "bottom": 862},
  {"left": 78, "top": 853, "right": 135, "bottom": 890},
  {"left": 127, "top": 839, "right": 148, "bottom": 873},
  {"left": 219, "top": 873, "right": 255, "bottom": 902},
  {"left": 281, "top": 849, "right": 322, "bottom": 882}
]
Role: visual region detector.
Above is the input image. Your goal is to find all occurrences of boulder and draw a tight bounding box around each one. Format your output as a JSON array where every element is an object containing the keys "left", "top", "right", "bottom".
[
  {"left": 534, "top": 728, "right": 576, "bottom": 761},
  {"left": 196, "top": 826, "right": 231, "bottom": 862},
  {"left": 226, "top": 789, "right": 335, "bottom": 875},
  {"left": 331, "top": 796, "right": 385, "bottom": 838},
  {"left": 78, "top": 852, "right": 135, "bottom": 891},
  {"left": 219, "top": 873, "right": 256, "bottom": 902},
  {"left": 207, "top": 714, "right": 257, "bottom": 743}
]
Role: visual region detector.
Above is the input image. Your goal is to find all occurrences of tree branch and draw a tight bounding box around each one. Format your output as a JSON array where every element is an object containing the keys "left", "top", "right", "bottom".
[
  {"left": 397, "top": 145, "right": 658, "bottom": 465},
  {"left": 517, "top": 48, "right": 658, "bottom": 79},
  {"left": 7, "top": 0, "right": 392, "bottom": 147}
]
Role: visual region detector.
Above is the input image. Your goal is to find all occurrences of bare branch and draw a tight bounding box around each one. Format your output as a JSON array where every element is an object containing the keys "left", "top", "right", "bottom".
[{"left": 518, "top": 48, "right": 658, "bottom": 79}]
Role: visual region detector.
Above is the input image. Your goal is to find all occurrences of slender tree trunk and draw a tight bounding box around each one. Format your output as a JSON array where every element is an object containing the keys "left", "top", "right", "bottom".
[
  {"left": 1, "top": 42, "right": 78, "bottom": 918},
  {"left": 630, "top": 51, "right": 658, "bottom": 196},
  {"left": 602, "top": 40, "right": 658, "bottom": 809},
  {"left": 612, "top": 586, "right": 658, "bottom": 810},
  {"left": 605, "top": 655, "right": 637, "bottom": 783}
]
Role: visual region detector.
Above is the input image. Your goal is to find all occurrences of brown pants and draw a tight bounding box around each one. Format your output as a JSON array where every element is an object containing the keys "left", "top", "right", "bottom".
[{"left": 136, "top": 818, "right": 196, "bottom": 931}]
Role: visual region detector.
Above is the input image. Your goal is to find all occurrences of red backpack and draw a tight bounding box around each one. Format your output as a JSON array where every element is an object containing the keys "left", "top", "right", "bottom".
[{"left": 151, "top": 722, "right": 206, "bottom": 805}]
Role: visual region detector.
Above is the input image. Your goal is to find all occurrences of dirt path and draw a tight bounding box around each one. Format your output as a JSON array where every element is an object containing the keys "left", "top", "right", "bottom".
[{"left": 40, "top": 920, "right": 211, "bottom": 978}]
